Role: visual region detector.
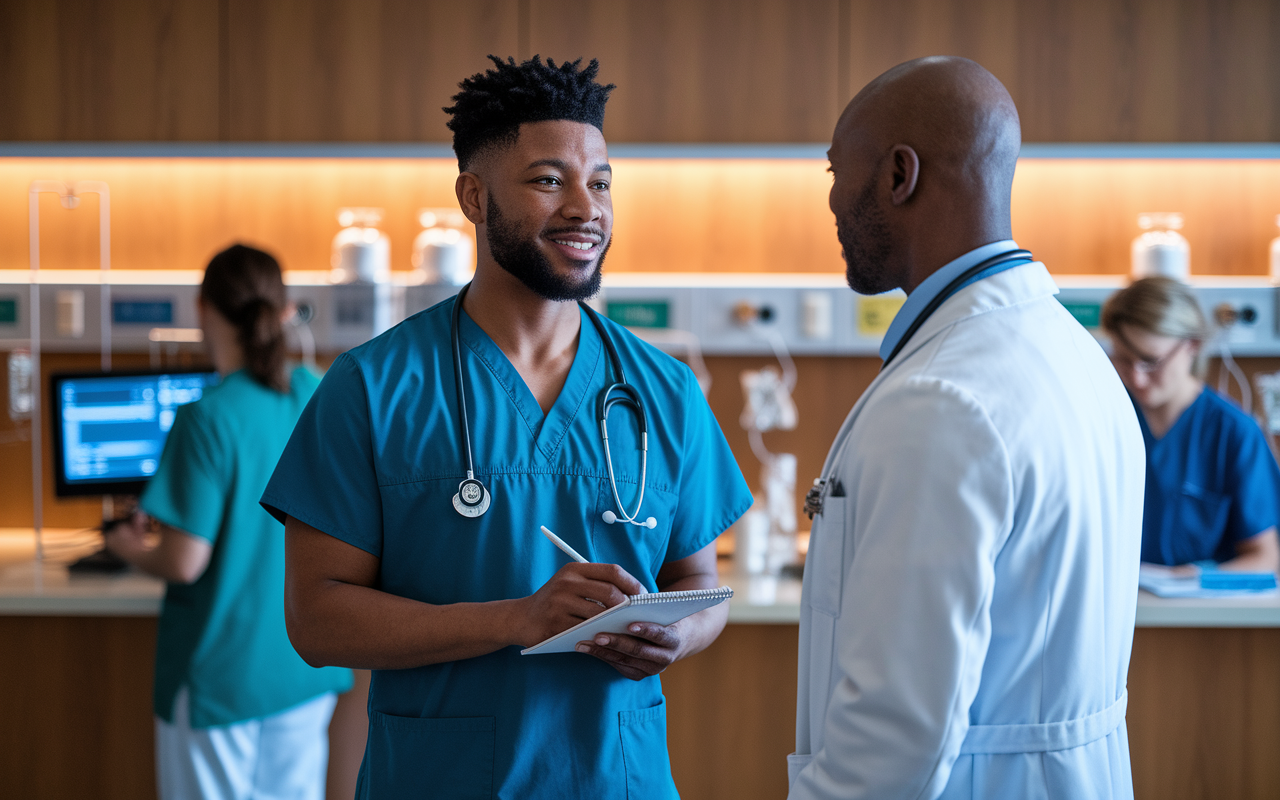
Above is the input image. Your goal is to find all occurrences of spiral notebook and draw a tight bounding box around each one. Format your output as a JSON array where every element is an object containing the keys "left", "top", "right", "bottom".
[{"left": 520, "top": 586, "right": 734, "bottom": 655}]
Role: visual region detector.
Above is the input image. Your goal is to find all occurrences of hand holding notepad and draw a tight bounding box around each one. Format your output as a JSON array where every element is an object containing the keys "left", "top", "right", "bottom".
[{"left": 524, "top": 527, "right": 734, "bottom": 655}]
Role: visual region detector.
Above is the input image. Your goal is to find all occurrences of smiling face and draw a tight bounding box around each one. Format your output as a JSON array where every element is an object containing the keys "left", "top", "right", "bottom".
[{"left": 473, "top": 120, "right": 613, "bottom": 301}]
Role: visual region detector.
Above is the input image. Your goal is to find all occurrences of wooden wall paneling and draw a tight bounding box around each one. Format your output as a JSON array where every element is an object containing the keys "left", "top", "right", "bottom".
[
  {"left": 608, "top": 158, "right": 843, "bottom": 273},
  {"left": 662, "top": 623, "right": 799, "bottom": 800},
  {"left": 226, "top": 0, "right": 520, "bottom": 142},
  {"left": 0, "top": 0, "right": 220, "bottom": 141},
  {"left": 0, "top": 616, "right": 158, "bottom": 800},
  {"left": 1011, "top": 160, "right": 1280, "bottom": 275},
  {"left": 846, "top": 0, "right": 1280, "bottom": 143},
  {"left": 1128, "top": 627, "right": 1280, "bottom": 800},
  {"left": 528, "top": 0, "right": 841, "bottom": 142}
]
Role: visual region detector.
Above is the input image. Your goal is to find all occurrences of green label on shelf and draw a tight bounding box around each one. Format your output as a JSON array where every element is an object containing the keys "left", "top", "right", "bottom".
[
  {"left": 1060, "top": 300, "right": 1101, "bottom": 328},
  {"left": 0, "top": 297, "right": 16, "bottom": 324},
  {"left": 607, "top": 300, "right": 669, "bottom": 329}
]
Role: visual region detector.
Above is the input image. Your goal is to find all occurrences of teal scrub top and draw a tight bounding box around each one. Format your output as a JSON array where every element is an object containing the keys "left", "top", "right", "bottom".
[
  {"left": 142, "top": 367, "right": 353, "bottom": 728},
  {"left": 261, "top": 297, "right": 752, "bottom": 799}
]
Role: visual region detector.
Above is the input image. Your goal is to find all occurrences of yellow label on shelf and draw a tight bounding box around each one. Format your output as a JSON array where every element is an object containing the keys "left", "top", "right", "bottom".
[{"left": 857, "top": 296, "right": 906, "bottom": 336}]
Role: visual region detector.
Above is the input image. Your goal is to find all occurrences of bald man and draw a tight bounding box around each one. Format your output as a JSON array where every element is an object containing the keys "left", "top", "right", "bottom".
[{"left": 789, "top": 58, "right": 1144, "bottom": 799}]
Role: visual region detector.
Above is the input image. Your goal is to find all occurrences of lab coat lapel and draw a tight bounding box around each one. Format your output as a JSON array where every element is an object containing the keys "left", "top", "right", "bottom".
[{"left": 819, "top": 263, "right": 1058, "bottom": 481}]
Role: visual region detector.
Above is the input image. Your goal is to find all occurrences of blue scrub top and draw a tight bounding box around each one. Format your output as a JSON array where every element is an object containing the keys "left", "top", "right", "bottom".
[
  {"left": 262, "top": 297, "right": 752, "bottom": 799},
  {"left": 1137, "top": 387, "right": 1280, "bottom": 565}
]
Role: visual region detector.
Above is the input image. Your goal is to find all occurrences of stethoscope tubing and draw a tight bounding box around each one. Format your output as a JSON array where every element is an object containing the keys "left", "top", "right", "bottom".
[
  {"left": 881, "top": 249, "right": 1033, "bottom": 368},
  {"left": 450, "top": 285, "right": 652, "bottom": 526}
]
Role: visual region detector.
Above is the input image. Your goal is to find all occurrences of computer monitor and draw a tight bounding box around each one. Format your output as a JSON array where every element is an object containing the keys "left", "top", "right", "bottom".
[{"left": 50, "top": 368, "right": 221, "bottom": 497}]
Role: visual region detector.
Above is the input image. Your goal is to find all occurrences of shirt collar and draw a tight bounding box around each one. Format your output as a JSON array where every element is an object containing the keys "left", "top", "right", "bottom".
[{"left": 878, "top": 240, "right": 1020, "bottom": 361}]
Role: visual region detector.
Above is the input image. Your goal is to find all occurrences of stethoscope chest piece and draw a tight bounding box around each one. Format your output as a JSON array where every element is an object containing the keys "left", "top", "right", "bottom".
[{"left": 453, "top": 477, "right": 491, "bottom": 518}]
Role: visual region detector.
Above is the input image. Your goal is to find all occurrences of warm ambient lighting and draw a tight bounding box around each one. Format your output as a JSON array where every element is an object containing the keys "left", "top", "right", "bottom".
[{"left": 1, "top": 157, "right": 1278, "bottom": 276}]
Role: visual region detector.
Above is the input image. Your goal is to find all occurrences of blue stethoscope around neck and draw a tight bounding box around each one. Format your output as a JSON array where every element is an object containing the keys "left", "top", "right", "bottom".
[{"left": 450, "top": 284, "right": 658, "bottom": 529}]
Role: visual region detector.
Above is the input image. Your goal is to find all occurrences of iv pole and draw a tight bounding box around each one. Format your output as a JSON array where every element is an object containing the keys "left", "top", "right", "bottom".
[{"left": 28, "top": 180, "right": 111, "bottom": 566}]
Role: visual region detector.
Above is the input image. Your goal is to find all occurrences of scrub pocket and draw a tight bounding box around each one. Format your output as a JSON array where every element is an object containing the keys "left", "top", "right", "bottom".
[
  {"left": 366, "top": 711, "right": 494, "bottom": 799},
  {"left": 1173, "top": 485, "right": 1231, "bottom": 563},
  {"left": 808, "top": 497, "right": 847, "bottom": 617},
  {"left": 619, "top": 699, "right": 678, "bottom": 800}
]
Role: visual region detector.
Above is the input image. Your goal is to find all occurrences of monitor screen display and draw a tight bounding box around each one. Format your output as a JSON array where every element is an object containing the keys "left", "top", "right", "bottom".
[{"left": 50, "top": 369, "right": 221, "bottom": 497}]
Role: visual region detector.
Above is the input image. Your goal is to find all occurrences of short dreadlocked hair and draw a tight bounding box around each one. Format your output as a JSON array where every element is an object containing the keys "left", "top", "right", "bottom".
[{"left": 444, "top": 55, "right": 615, "bottom": 171}]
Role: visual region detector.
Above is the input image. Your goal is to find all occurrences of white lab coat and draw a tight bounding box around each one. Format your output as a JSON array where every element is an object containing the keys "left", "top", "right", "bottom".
[{"left": 788, "top": 263, "right": 1145, "bottom": 800}]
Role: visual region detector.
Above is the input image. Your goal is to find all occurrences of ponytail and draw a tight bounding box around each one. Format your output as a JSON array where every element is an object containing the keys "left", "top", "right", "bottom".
[{"left": 202, "top": 245, "right": 290, "bottom": 393}]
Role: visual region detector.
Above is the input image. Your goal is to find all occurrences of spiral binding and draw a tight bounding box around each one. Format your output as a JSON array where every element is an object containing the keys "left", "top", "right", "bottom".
[{"left": 628, "top": 586, "right": 733, "bottom": 605}]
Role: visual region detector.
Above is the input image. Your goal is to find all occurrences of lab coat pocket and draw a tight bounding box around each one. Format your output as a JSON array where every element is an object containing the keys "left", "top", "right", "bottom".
[
  {"left": 619, "top": 698, "right": 678, "bottom": 800},
  {"left": 787, "top": 753, "right": 814, "bottom": 786},
  {"left": 808, "top": 497, "right": 847, "bottom": 617},
  {"left": 366, "top": 711, "right": 494, "bottom": 799}
]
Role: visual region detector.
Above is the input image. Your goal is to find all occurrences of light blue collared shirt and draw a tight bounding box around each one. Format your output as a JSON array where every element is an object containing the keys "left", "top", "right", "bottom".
[{"left": 878, "top": 240, "right": 1024, "bottom": 361}]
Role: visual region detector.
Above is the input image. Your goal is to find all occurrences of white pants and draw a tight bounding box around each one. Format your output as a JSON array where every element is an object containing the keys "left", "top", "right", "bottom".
[{"left": 155, "top": 688, "right": 338, "bottom": 800}]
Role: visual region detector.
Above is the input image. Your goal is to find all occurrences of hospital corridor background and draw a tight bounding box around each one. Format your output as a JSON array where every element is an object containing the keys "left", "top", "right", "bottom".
[{"left": 3, "top": 1, "right": 1280, "bottom": 799}]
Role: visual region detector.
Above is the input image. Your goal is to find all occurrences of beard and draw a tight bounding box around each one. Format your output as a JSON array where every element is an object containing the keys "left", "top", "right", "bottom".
[
  {"left": 485, "top": 194, "right": 609, "bottom": 302},
  {"left": 838, "top": 173, "right": 894, "bottom": 295}
]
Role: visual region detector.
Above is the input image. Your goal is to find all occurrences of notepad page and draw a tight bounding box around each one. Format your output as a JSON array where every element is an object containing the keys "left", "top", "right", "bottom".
[{"left": 520, "top": 586, "right": 733, "bottom": 655}]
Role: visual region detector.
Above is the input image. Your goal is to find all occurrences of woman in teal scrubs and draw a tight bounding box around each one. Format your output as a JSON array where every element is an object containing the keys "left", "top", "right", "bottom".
[
  {"left": 262, "top": 56, "right": 753, "bottom": 799},
  {"left": 1102, "top": 276, "right": 1280, "bottom": 572},
  {"left": 106, "top": 244, "right": 351, "bottom": 799}
]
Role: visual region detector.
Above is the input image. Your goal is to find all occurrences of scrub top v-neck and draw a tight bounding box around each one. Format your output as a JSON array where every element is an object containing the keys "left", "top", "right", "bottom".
[
  {"left": 1136, "top": 387, "right": 1280, "bottom": 565},
  {"left": 262, "top": 295, "right": 752, "bottom": 800}
]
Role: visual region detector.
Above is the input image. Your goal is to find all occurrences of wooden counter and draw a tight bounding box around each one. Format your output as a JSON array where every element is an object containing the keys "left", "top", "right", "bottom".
[{"left": 5, "top": 544, "right": 1280, "bottom": 800}]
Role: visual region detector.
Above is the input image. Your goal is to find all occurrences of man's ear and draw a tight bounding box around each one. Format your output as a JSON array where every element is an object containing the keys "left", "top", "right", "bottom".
[
  {"left": 456, "top": 172, "right": 486, "bottom": 225},
  {"left": 888, "top": 145, "right": 920, "bottom": 206}
]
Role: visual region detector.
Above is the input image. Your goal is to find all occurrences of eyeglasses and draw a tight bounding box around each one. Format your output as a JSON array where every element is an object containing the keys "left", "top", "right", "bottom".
[{"left": 1109, "top": 335, "right": 1189, "bottom": 376}]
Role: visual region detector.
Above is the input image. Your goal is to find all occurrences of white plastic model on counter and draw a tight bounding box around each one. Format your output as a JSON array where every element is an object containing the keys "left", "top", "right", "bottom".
[{"left": 1131, "top": 212, "right": 1191, "bottom": 281}]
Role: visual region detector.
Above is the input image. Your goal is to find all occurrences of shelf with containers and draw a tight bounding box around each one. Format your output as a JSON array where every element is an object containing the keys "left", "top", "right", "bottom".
[{"left": 1, "top": 142, "right": 1278, "bottom": 280}]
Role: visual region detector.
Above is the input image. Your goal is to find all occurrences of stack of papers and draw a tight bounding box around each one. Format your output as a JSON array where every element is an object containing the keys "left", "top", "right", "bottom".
[{"left": 1138, "top": 563, "right": 1279, "bottom": 599}]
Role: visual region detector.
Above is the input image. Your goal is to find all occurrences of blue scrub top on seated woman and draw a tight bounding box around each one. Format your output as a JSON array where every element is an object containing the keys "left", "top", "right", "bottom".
[
  {"left": 261, "top": 296, "right": 752, "bottom": 800},
  {"left": 1137, "top": 387, "right": 1280, "bottom": 566}
]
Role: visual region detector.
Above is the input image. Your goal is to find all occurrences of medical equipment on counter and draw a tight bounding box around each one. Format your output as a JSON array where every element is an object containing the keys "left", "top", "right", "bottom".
[
  {"left": 331, "top": 208, "right": 398, "bottom": 337},
  {"left": 1131, "top": 212, "right": 1190, "bottom": 281},
  {"left": 1270, "top": 215, "right": 1280, "bottom": 285},
  {"left": 1210, "top": 303, "right": 1253, "bottom": 416},
  {"left": 737, "top": 322, "right": 800, "bottom": 574},
  {"left": 449, "top": 284, "right": 657, "bottom": 529},
  {"left": 413, "top": 208, "right": 474, "bottom": 285},
  {"left": 331, "top": 208, "right": 390, "bottom": 285}
]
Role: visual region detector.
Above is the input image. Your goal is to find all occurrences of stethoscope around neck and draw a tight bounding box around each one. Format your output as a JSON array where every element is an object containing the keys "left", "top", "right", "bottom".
[{"left": 450, "top": 284, "right": 657, "bottom": 529}]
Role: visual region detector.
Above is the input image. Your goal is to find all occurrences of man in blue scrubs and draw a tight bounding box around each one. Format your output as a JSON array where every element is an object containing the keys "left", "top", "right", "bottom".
[{"left": 261, "top": 56, "right": 752, "bottom": 798}]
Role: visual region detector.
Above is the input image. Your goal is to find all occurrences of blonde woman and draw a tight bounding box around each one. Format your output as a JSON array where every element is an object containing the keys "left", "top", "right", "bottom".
[{"left": 1102, "top": 277, "right": 1280, "bottom": 572}]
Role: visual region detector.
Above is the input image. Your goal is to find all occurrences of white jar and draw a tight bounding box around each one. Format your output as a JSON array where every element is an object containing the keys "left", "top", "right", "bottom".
[
  {"left": 412, "top": 208, "right": 475, "bottom": 285},
  {"left": 1270, "top": 214, "right": 1280, "bottom": 285},
  {"left": 1131, "top": 212, "right": 1190, "bottom": 281},
  {"left": 331, "top": 208, "right": 390, "bottom": 285}
]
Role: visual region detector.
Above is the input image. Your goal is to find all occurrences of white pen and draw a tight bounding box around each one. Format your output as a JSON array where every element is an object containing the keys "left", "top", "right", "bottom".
[{"left": 541, "top": 525, "right": 589, "bottom": 563}]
